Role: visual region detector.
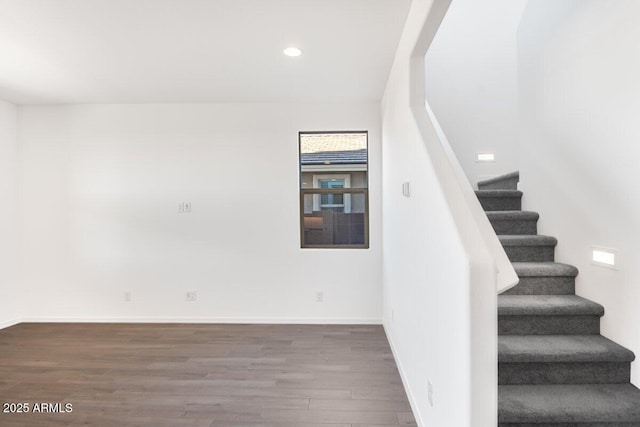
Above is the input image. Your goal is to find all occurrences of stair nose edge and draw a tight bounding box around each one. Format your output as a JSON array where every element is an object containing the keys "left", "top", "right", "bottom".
[
  {"left": 476, "top": 190, "right": 523, "bottom": 197},
  {"left": 512, "top": 262, "right": 579, "bottom": 277},
  {"left": 486, "top": 211, "right": 539, "bottom": 220},
  {"left": 477, "top": 171, "right": 520, "bottom": 187},
  {"left": 497, "top": 295, "right": 605, "bottom": 316},
  {"left": 498, "top": 336, "right": 637, "bottom": 363},
  {"left": 499, "top": 235, "right": 558, "bottom": 247}
]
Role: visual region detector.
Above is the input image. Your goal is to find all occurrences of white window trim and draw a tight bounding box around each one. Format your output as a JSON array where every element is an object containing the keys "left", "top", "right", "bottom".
[{"left": 312, "top": 174, "right": 351, "bottom": 213}]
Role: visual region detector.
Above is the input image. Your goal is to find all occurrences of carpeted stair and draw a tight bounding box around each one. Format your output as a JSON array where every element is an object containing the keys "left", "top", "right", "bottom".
[{"left": 476, "top": 172, "right": 640, "bottom": 426}]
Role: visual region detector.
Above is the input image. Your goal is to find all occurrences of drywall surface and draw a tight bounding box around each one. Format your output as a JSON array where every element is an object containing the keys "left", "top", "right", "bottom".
[
  {"left": 382, "top": 0, "right": 497, "bottom": 425},
  {"left": 425, "top": 0, "right": 526, "bottom": 187},
  {"left": 519, "top": 0, "right": 640, "bottom": 385},
  {"left": 18, "top": 103, "right": 382, "bottom": 323},
  {"left": 0, "top": 99, "right": 21, "bottom": 328}
]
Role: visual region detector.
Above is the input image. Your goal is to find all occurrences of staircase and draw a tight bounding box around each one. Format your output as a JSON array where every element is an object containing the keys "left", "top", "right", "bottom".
[{"left": 476, "top": 172, "right": 640, "bottom": 426}]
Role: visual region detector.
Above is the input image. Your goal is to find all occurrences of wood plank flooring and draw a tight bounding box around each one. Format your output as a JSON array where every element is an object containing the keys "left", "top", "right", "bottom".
[{"left": 0, "top": 323, "right": 416, "bottom": 427}]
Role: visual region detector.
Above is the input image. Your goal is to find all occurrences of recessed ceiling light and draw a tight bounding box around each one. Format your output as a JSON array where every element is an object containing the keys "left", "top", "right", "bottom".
[{"left": 283, "top": 47, "right": 302, "bottom": 57}]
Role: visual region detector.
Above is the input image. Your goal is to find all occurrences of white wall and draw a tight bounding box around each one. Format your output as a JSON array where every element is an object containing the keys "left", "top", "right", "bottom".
[
  {"left": 519, "top": 0, "right": 640, "bottom": 385},
  {"left": 425, "top": 0, "right": 527, "bottom": 187},
  {"left": 18, "top": 103, "right": 382, "bottom": 323},
  {"left": 0, "top": 99, "right": 22, "bottom": 328},
  {"left": 382, "top": 0, "right": 499, "bottom": 425}
]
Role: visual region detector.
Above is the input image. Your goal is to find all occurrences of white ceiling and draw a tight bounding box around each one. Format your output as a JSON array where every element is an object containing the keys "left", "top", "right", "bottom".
[{"left": 0, "top": 0, "right": 411, "bottom": 104}]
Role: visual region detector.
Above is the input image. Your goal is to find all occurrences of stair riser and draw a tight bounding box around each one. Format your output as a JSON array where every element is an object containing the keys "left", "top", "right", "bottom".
[
  {"left": 499, "top": 362, "right": 630, "bottom": 385},
  {"left": 499, "top": 315, "right": 600, "bottom": 335},
  {"left": 490, "top": 219, "right": 537, "bottom": 235},
  {"left": 478, "top": 196, "right": 522, "bottom": 211},
  {"left": 478, "top": 176, "right": 519, "bottom": 191},
  {"left": 501, "top": 277, "right": 575, "bottom": 295},
  {"left": 504, "top": 246, "right": 555, "bottom": 262}
]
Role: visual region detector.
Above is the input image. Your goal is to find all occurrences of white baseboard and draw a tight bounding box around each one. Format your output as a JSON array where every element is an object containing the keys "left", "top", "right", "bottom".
[
  {"left": 19, "top": 316, "right": 382, "bottom": 325},
  {"left": 384, "top": 322, "right": 425, "bottom": 427},
  {"left": 0, "top": 318, "right": 22, "bottom": 330}
]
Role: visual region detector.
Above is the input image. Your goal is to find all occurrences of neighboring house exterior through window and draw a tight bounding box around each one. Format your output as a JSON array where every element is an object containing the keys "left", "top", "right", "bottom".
[
  {"left": 299, "top": 132, "right": 368, "bottom": 248},
  {"left": 313, "top": 175, "right": 350, "bottom": 212}
]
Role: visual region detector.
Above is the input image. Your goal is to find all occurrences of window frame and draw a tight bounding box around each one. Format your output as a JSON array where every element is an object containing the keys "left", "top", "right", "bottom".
[{"left": 298, "top": 130, "right": 369, "bottom": 249}]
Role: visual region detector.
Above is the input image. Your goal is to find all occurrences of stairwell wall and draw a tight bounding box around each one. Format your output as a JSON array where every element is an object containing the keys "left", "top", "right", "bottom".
[
  {"left": 518, "top": 0, "right": 640, "bottom": 386},
  {"left": 0, "top": 99, "right": 22, "bottom": 328},
  {"left": 17, "top": 103, "right": 382, "bottom": 323},
  {"left": 424, "top": 0, "right": 527, "bottom": 188}
]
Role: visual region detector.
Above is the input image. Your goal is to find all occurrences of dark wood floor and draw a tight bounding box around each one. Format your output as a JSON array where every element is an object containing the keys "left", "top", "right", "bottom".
[{"left": 0, "top": 323, "right": 416, "bottom": 427}]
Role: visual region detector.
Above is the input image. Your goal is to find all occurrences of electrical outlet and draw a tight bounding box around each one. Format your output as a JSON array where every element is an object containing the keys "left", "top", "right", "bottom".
[
  {"left": 428, "top": 381, "right": 434, "bottom": 407},
  {"left": 186, "top": 291, "right": 197, "bottom": 301},
  {"left": 124, "top": 291, "right": 131, "bottom": 302},
  {"left": 315, "top": 291, "right": 324, "bottom": 302},
  {"left": 178, "top": 202, "right": 185, "bottom": 213}
]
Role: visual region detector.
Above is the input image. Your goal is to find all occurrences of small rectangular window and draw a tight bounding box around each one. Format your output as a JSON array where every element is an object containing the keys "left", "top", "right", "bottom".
[{"left": 299, "top": 131, "right": 369, "bottom": 248}]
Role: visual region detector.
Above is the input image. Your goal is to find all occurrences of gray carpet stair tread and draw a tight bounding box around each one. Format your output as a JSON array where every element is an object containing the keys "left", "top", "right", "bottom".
[
  {"left": 476, "top": 190, "right": 523, "bottom": 197},
  {"left": 478, "top": 171, "right": 519, "bottom": 187},
  {"left": 499, "top": 383, "right": 640, "bottom": 423},
  {"left": 499, "top": 235, "right": 558, "bottom": 246},
  {"left": 499, "top": 335, "right": 635, "bottom": 363},
  {"left": 486, "top": 210, "right": 539, "bottom": 220},
  {"left": 512, "top": 262, "right": 579, "bottom": 277},
  {"left": 498, "top": 295, "right": 604, "bottom": 316}
]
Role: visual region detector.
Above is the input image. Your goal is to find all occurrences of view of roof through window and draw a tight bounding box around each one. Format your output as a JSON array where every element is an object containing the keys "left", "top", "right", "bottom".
[{"left": 300, "top": 133, "right": 367, "bottom": 166}]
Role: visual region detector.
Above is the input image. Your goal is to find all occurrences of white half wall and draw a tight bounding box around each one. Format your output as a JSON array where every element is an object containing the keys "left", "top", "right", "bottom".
[
  {"left": 18, "top": 103, "right": 382, "bottom": 323},
  {"left": 425, "top": 0, "right": 527, "bottom": 187},
  {"left": 519, "top": 0, "right": 640, "bottom": 385},
  {"left": 0, "top": 99, "right": 21, "bottom": 328},
  {"left": 382, "top": 0, "right": 498, "bottom": 425}
]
